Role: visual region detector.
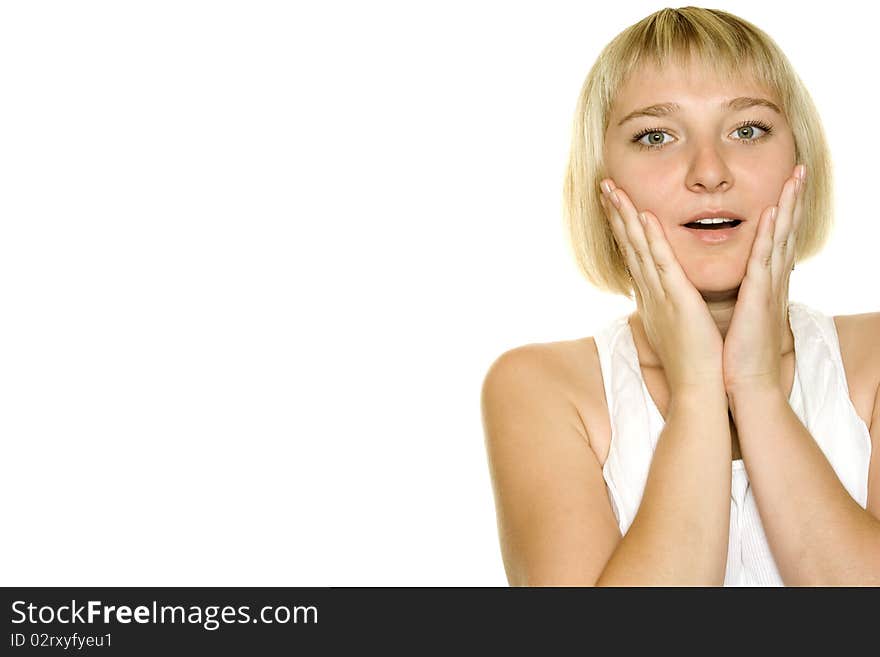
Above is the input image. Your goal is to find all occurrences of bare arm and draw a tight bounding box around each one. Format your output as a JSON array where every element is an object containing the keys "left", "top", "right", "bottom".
[
  {"left": 481, "top": 345, "right": 733, "bottom": 586},
  {"left": 596, "top": 386, "right": 732, "bottom": 586},
  {"left": 726, "top": 383, "right": 880, "bottom": 586}
]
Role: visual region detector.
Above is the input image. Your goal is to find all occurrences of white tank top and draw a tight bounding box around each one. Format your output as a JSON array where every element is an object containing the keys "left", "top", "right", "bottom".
[{"left": 592, "top": 300, "right": 872, "bottom": 586}]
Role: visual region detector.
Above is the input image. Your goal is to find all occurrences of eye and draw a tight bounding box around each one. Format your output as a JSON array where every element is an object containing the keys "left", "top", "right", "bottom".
[
  {"left": 631, "top": 119, "right": 775, "bottom": 151},
  {"left": 731, "top": 121, "right": 773, "bottom": 142},
  {"left": 632, "top": 128, "right": 674, "bottom": 149}
]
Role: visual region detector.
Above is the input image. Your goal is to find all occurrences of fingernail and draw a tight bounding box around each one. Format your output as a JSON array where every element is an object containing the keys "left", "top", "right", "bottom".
[
  {"left": 601, "top": 181, "right": 612, "bottom": 195},
  {"left": 638, "top": 212, "right": 646, "bottom": 225},
  {"left": 799, "top": 164, "right": 807, "bottom": 180},
  {"left": 610, "top": 191, "right": 621, "bottom": 208},
  {"left": 770, "top": 207, "right": 778, "bottom": 221}
]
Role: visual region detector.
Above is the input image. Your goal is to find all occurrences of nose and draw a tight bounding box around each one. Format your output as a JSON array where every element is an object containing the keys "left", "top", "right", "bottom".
[{"left": 685, "top": 143, "right": 732, "bottom": 193}]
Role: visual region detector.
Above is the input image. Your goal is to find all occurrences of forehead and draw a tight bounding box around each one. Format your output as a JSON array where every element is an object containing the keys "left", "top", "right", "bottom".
[{"left": 612, "top": 60, "right": 775, "bottom": 116}]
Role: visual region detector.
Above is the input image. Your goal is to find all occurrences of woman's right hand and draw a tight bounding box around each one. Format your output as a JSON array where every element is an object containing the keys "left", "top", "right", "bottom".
[{"left": 599, "top": 179, "right": 724, "bottom": 395}]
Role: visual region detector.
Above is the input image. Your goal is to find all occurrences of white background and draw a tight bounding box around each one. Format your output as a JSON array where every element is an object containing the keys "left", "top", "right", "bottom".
[{"left": 0, "top": 1, "right": 875, "bottom": 586}]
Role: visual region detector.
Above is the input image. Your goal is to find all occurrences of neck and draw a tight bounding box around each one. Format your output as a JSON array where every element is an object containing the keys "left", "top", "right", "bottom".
[{"left": 629, "top": 288, "right": 794, "bottom": 368}]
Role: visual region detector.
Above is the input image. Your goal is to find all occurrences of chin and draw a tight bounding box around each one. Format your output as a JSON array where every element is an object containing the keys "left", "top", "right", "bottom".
[
  {"left": 688, "top": 268, "right": 746, "bottom": 294},
  {"left": 698, "top": 284, "right": 743, "bottom": 298}
]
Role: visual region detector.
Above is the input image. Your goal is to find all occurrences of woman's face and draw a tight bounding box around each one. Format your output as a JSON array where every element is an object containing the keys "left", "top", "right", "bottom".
[{"left": 602, "top": 60, "right": 797, "bottom": 293}]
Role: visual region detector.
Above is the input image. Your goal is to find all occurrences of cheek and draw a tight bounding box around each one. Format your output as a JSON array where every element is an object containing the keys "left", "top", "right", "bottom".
[
  {"left": 625, "top": 170, "right": 679, "bottom": 216},
  {"left": 753, "top": 179, "right": 786, "bottom": 209}
]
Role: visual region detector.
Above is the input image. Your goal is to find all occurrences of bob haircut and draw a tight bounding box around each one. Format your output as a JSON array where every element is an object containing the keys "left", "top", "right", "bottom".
[{"left": 563, "top": 6, "right": 834, "bottom": 300}]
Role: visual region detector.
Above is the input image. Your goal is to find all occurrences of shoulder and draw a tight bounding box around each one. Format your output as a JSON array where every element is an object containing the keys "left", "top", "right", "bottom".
[
  {"left": 483, "top": 338, "right": 596, "bottom": 388},
  {"left": 835, "top": 311, "right": 880, "bottom": 522},
  {"left": 481, "top": 338, "right": 598, "bottom": 442},
  {"left": 833, "top": 310, "right": 880, "bottom": 341},
  {"left": 834, "top": 311, "right": 880, "bottom": 383},
  {"left": 844, "top": 310, "right": 880, "bottom": 409},
  {"left": 834, "top": 311, "right": 880, "bottom": 435}
]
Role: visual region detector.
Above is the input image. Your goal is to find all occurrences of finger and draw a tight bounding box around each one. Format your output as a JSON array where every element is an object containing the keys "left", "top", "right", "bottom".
[
  {"left": 639, "top": 210, "right": 698, "bottom": 301},
  {"left": 788, "top": 165, "right": 805, "bottom": 266},
  {"left": 600, "top": 181, "right": 650, "bottom": 294},
  {"left": 599, "top": 191, "right": 628, "bottom": 257},
  {"left": 749, "top": 205, "right": 777, "bottom": 289},
  {"left": 772, "top": 167, "right": 800, "bottom": 283},
  {"left": 605, "top": 184, "right": 665, "bottom": 300},
  {"left": 771, "top": 164, "right": 801, "bottom": 283}
]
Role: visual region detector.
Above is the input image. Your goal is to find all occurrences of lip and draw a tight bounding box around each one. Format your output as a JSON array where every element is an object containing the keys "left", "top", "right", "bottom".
[
  {"left": 680, "top": 221, "right": 745, "bottom": 244},
  {"left": 680, "top": 210, "right": 746, "bottom": 226}
]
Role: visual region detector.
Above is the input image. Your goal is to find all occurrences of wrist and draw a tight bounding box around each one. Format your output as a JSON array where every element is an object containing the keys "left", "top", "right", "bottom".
[
  {"left": 723, "top": 372, "right": 781, "bottom": 396},
  {"left": 669, "top": 378, "right": 727, "bottom": 410},
  {"left": 726, "top": 383, "right": 788, "bottom": 422},
  {"left": 670, "top": 372, "right": 726, "bottom": 397}
]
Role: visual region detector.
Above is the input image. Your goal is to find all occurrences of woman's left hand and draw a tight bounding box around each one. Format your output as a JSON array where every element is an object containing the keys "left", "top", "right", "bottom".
[{"left": 722, "top": 163, "right": 806, "bottom": 396}]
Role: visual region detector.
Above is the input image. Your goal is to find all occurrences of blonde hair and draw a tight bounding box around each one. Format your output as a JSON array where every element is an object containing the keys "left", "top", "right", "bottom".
[{"left": 563, "top": 6, "right": 834, "bottom": 299}]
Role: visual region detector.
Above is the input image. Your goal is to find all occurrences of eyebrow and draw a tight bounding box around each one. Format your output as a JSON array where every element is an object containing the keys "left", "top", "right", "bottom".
[{"left": 617, "top": 96, "right": 782, "bottom": 126}]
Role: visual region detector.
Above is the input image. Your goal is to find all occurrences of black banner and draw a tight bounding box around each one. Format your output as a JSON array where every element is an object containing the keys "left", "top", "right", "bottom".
[{"left": 1, "top": 587, "right": 872, "bottom": 652}]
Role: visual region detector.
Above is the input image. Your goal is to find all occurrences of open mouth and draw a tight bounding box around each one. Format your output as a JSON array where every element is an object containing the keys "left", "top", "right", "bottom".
[
  {"left": 682, "top": 220, "right": 743, "bottom": 230},
  {"left": 680, "top": 219, "right": 745, "bottom": 244}
]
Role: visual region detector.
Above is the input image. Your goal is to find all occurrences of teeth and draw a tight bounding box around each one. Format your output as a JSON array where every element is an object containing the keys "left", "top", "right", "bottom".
[{"left": 694, "top": 217, "right": 737, "bottom": 224}]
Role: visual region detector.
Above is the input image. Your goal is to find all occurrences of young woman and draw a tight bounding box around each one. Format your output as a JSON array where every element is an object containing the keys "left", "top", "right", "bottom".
[{"left": 481, "top": 7, "right": 879, "bottom": 586}]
